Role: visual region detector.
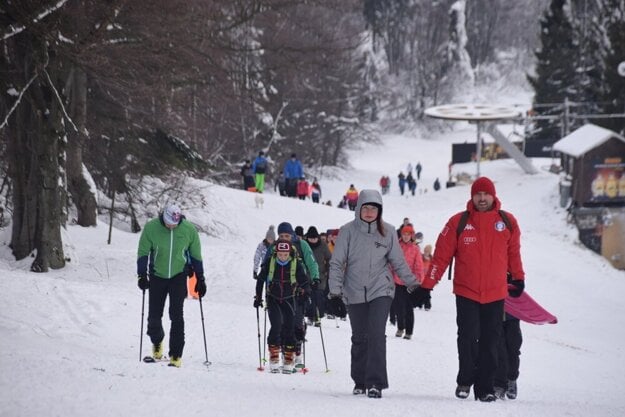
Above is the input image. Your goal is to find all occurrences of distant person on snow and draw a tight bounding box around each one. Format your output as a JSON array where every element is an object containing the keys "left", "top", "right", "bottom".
[
  {"left": 137, "top": 203, "right": 206, "bottom": 368},
  {"left": 297, "top": 177, "right": 309, "bottom": 200},
  {"left": 345, "top": 184, "right": 359, "bottom": 211},
  {"left": 253, "top": 225, "right": 276, "bottom": 279},
  {"left": 240, "top": 160, "right": 255, "bottom": 191},
  {"left": 251, "top": 151, "right": 268, "bottom": 193},
  {"left": 416, "top": 162, "right": 422, "bottom": 180},
  {"left": 397, "top": 172, "right": 406, "bottom": 195},
  {"left": 274, "top": 171, "right": 287, "bottom": 196},
  {"left": 412, "top": 176, "right": 526, "bottom": 402},
  {"left": 407, "top": 172, "right": 417, "bottom": 196},
  {"left": 283, "top": 153, "right": 304, "bottom": 197},
  {"left": 310, "top": 178, "right": 322, "bottom": 203},
  {"left": 433, "top": 177, "right": 441, "bottom": 191}
]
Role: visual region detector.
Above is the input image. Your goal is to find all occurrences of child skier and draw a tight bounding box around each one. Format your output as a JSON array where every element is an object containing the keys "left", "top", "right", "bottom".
[{"left": 254, "top": 240, "right": 311, "bottom": 373}]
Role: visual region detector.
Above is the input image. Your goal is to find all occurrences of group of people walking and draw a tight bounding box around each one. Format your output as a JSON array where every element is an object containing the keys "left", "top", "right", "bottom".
[{"left": 136, "top": 175, "right": 526, "bottom": 403}]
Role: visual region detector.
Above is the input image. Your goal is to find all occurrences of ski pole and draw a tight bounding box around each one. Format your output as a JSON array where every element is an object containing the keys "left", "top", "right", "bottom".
[
  {"left": 256, "top": 306, "right": 264, "bottom": 371},
  {"left": 317, "top": 308, "right": 329, "bottom": 372},
  {"left": 139, "top": 289, "right": 146, "bottom": 362},
  {"left": 199, "top": 296, "right": 211, "bottom": 366},
  {"left": 263, "top": 284, "right": 268, "bottom": 364}
]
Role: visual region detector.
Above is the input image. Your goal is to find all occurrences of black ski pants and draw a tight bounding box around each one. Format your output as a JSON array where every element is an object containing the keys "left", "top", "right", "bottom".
[
  {"left": 147, "top": 272, "right": 187, "bottom": 358},
  {"left": 268, "top": 298, "right": 297, "bottom": 348},
  {"left": 494, "top": 317, "right": 522, "bottom": 388},
  {"left": 347, "top": 296, "right": 393, "bottom": 390},
  {"left": 391, "top": 285, "right": 414, "bottom": 335},
  {"left": 455, "top": 295, "right": 504, "bottom": 397}
]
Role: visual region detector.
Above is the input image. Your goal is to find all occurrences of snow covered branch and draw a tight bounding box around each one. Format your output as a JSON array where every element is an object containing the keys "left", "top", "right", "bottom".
[
  {"left": 0, "top": 73, "right": 38, "bottom": 130},
  {"left": 43, "top": 69, "right": 80, "bottom": 134},
  {"left": 2, "top": 0, "right": 71, "bottom": 41}
]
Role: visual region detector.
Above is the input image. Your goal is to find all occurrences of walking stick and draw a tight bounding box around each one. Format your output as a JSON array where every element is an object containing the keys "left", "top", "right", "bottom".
[
  {"left": 256, "top": 306, "right": 264, "bottom": 371},
  {"left": 198, "top": 296, "right": 211, "bottom": 367},
  {"left": 139, "top": 289, "right": 146, "bottom": 362},
  {"left": 317, "top": 308, "right": 329, "bottom": 372}
]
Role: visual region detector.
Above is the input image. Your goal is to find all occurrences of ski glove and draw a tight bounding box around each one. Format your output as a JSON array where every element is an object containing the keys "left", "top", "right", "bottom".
[
  {"left": 253, "top": 296, "right": 263, "bottom": 309},
  {"left": 137, "top": 274, "right": 149, "bottom": 290},
  {"left": 185, "top": 263, "right": 194, "bottom": 278},
  {"left": 410, "top": 287, "right": 431, "bottom": 308},
  {"left": 508, "top": 279, "right": 525, "bottom": 298},
  {"left": 195, "top": 276, "right": 207, "bottom": 298},
  {"left": 327, "top": 294, "right": 347, "bottom": 319},
  {"left": 311, "top": 280, "right": 320, "bottom": 290}
]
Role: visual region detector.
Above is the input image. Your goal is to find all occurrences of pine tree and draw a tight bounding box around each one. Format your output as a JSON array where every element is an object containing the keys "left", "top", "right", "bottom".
[
  {"left": 527, "top": 0, "right": 578, "bottom": 140},
  {"left": 596, "top": 0, "right": 625, "bottom": 134}
]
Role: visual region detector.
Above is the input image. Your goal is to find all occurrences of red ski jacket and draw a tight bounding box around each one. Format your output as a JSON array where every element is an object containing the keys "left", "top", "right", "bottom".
[{"left": 422, "top": 198, "right": 525, "bottom": 304}]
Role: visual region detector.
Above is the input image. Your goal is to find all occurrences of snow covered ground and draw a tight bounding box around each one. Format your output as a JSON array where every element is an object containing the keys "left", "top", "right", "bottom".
[{"left": 1, "top": 125, "right": 624, "bottom": 417}]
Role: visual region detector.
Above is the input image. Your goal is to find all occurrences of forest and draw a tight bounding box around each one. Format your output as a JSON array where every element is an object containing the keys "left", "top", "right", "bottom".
[{"left": 0, "top": 0, "right": 623, "bottom": 271}]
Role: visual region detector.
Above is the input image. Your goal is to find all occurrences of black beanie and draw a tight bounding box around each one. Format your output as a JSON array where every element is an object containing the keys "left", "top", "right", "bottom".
[{"left": 306, "top": 226, "right": 320, "bottom": 238}]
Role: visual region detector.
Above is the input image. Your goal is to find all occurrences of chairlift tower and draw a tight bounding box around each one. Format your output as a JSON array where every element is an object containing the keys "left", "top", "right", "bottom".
[{"left": 424, "top": 104, "right": 537, "bottom": 177}]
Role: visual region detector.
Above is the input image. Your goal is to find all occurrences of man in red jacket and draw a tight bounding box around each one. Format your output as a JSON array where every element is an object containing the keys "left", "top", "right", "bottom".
[{"left": 414, "top": 176, "right": 525, "bottom": 402}]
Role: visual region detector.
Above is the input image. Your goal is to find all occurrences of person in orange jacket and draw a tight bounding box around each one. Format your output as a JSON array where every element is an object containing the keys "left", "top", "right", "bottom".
[
  {"left": 391, "top": 224, "right": 423, "bottom": 340},
  {"left": 345, "top": 184, "right": 359, "bottom": 211},
  {"left": 412, "top": 177, "right": 526, "bottom": 402}
]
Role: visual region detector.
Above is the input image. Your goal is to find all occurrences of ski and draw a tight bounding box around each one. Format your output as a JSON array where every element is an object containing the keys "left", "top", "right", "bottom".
[{"left": 143, "top": 355, "right": 168, "bottom": 363}]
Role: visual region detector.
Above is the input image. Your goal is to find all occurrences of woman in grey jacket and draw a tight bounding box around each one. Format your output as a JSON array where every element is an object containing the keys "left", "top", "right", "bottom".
[{"left": 328, "top": 189, "right": 420, "bottom": 398}]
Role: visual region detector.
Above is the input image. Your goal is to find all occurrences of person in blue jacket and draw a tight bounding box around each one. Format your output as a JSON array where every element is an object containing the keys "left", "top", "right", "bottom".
[{"left": 283, "top": 153, "right": 303, "bottom": 197}]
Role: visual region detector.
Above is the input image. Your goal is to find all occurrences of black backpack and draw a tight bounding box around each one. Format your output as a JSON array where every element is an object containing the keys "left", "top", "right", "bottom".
[{"left": 447, "top": 210, "right": 512, "bottom": 280}]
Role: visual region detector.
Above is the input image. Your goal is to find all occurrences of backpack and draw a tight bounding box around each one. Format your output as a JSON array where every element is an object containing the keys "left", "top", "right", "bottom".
[
  {"left": 255, "top": 159, "right": 267, "bottom": 174},
  {"left": 447, "top": 210, "right": 512, "bottom": 280}
]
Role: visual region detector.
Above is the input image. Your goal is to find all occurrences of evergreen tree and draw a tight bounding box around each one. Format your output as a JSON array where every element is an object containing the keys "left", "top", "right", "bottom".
[
  {"left": 528, "top": 0, "right": 578, "bottom": 140},
  {"left": 597, "top": 0, "right": 625, "bottom": 134}
]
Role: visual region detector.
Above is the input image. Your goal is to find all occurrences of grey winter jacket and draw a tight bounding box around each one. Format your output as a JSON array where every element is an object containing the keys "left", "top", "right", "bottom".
[{"left": 328, "top": 189, "right": 419, "bottom": 305}]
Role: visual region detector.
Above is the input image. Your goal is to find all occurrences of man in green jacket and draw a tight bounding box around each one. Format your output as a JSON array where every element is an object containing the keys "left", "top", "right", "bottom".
[{"left": 137, "top": 203, "right": 206, "bottom": 368}]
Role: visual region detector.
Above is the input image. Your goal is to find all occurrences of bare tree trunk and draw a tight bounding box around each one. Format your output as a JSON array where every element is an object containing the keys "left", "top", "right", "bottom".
[
  {"left": 8, "top": 37, "right": 66, "bottom": 272},
  {"left": 66, "top": 66, "right": 97, "bottom": 226}
]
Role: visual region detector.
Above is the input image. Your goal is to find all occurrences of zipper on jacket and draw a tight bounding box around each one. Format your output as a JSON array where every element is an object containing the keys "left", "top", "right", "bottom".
[
  {"left": 279, "top": 265, "right": 284, "bottom": 302},
  {"left": 364, "top": 286, "right": 368, "bottom": 303},
  {"left": 168, "top": 229, "right": 173, "bottom": 278}
]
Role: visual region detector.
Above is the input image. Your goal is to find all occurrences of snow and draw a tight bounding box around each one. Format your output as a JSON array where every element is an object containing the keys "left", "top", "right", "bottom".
[
  {"left": 553, "top": 123, "right": 625, "bottom": 158},
  {"left": 2, "top": 126, "right": 625, "bottom": 417}
]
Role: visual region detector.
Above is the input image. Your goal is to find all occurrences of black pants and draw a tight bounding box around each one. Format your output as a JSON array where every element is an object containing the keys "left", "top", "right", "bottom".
[
  {"left": 147, "top": 273, "right": 187, "bottom": 358},
  {"left": 455, "top": 295, "right": 504, "bottom": 397},
  {"left": 392, "top": 285, "right": 414, "bottom": 335},
  {"left": 494, "top": 318, "right": 522, "bottom": 388},
  {"left": 268, "top": 298, "right": 297, "bottom": 348},
  {"left": 347, "top": 296, "right": 393, "bottom": 390}
]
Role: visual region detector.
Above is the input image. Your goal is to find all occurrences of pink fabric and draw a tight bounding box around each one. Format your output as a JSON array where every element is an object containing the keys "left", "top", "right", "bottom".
[{"left": 505, "top": 291, "right": 557, "bottom": 325}]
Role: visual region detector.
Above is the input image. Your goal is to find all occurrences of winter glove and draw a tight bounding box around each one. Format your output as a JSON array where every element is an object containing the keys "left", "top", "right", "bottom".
[
  {"left": 137, "top": 274, "right": 149, "bottom": 291},
  {"left": 327, "top": 294, "right": 347, "bottom": 319},
  {"left": 311, "top": 280, "right": 319, "bottom": 290},
  {"left": 297, "top": 287, "right": 311, "bottom": 304},
  {"left": 195, "top": 276, "right": 207, "bottom": 298},
  {"left": 508, "top": 279, "right": 525, "bottom": 298},
  {"left": 253, "top": 271, "right": 258, "bottom": 280},
  {"left": 410, "top": 287, "right": 431, "bottom": 308},
  {"left": 253, "top": 296, "right": 263, "bottom": 309}
]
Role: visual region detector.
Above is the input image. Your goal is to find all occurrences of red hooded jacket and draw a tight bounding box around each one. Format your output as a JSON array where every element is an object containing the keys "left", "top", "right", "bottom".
[
  {"left": 392, "top": 239, "right": 424, "bottom": 286},
  {"left": 421, "top": 197, "right": 525, "bottom": 304}
]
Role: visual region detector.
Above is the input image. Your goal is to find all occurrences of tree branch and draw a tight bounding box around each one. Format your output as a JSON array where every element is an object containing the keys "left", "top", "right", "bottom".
[
  {"left": 43, "top": 69, "right": 81, "bottom": 134},
  {"left": 0, "top": 72, "right": 38, "bottom": 130}
]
